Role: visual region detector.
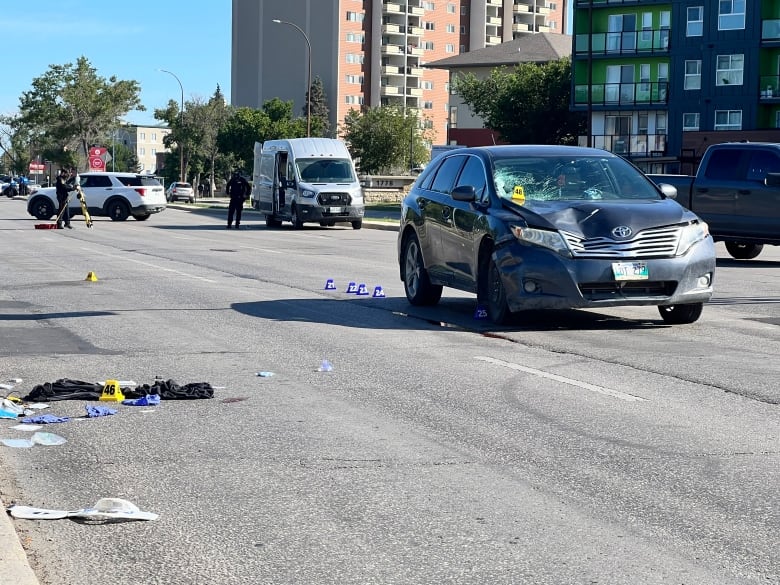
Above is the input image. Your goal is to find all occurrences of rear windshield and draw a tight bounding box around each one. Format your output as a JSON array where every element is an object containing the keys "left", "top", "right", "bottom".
[
  {"left": 492, "top": 155, "right": 661, "bottom": 202},
  {"left": 174, "top": 182, "right": 192, "bottom": 188},
  {"left": 296, "top": 158, "right": 355, "bottom": 183},
  {"left": 117, "top": 176, "right": 162, "bottom": 187}
]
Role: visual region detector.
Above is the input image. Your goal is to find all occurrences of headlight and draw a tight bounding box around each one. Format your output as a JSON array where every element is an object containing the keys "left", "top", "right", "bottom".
[
  {"left": 301, "top": 189, "right": 316, "bottom": 198},
  {"left": 510, "top": 225, "right": 572, "bottom": 258},
  {"left": 676, "top": 221, "right": 709, "bottom": 256}
]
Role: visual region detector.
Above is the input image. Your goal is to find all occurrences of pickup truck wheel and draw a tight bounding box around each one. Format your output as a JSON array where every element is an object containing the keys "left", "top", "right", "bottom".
[
  {"left": 725, "top": 242, "right": 763, "bottom": 260},
  {"left": 402, "top": 233, "right": 442, "bottom": 306},
  {"left": 658, "top": 303, "right": 703, "bottom": 325}
]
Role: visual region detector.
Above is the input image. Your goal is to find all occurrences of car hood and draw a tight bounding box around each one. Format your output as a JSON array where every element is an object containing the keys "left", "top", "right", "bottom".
[{"left": 500, "top": 198, "right": 696, "bottom": 238}]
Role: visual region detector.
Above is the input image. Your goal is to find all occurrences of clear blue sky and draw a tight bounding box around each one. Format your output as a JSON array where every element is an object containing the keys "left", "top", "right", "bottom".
[{"left": 1, "top": 0, "right": 231, "bottom": 126}]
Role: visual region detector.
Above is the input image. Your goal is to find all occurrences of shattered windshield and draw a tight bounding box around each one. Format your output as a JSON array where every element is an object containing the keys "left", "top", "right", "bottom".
[{"left": 491, "top": 155, "right": 661, "bottom": 202}]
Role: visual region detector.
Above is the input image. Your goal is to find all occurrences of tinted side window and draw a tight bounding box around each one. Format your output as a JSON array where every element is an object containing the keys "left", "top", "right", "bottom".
[
  {"left": 703, "top": 149, "right": 742, "bottom": 181},
  {"left": 454, "top": 156, "right": 487, "bottom": 201},
  {"left": 259, "top": 154, "right": 274, "bottom": 183},
  {"left": 117, "top": 176, "right": 142, "bottom": 186},
  {"left": 746, "top": 150, "right": 780, "bottom": 181},
  {"left": 82, "top": 175, "right": 112, "bottom": 188},
  {"left": 430, "top": 155, "right": 466, "bottom": 194}
]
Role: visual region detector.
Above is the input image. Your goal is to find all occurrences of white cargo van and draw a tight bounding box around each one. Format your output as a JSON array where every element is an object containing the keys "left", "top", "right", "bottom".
[{"left": 251, "top": 138, "right": 365, "bottom": 229}]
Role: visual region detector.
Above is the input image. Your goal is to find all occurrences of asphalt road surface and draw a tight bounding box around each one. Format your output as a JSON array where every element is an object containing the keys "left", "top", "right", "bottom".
[{"left": 0, "top": 199, "right": 778, "bottom": 585}]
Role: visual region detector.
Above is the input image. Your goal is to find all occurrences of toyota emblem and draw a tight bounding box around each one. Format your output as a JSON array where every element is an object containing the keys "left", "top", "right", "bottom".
[{"left": 611, "top": 225, "right": 632, "bottom": 238}]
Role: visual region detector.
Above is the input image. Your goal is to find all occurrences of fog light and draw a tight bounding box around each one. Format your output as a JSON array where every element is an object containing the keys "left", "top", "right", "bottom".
[
  {"left": 523, "top": 280, "right": 538, "bottom": 293},
  {"left": 698, "top": 273, "right": 712, "bottom": 287}
]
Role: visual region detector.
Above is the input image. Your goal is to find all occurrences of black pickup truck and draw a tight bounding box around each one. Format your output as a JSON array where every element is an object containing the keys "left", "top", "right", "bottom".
[{"left": 648, "top": 142, "right": 780, "bottom": 259}]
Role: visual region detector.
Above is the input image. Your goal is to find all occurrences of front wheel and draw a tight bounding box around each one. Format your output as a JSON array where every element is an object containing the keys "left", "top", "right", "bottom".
[
  {"left": 725, "top": 241, "right": 763, "bottom": 260},
  {"left": 658, "top": 303, "right": 703, "bottom": 324},
  {"left": 486, "top": 257, "right": 512, "bottom": 325},
  {"left": 107, "top": 200, "right": 130, "bottom": 221},
  {"left": 351, "top": 220, "right": 362, "bottom": 230},
  {"left": 402, "top": 233, "right": 442, "bottom": 306},
  {"left": 291, "top": 206, "right": 303, "bottom": 229}
]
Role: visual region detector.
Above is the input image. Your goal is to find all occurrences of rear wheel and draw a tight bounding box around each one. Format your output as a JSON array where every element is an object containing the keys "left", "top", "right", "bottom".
[
  {"left": 725, "top": 241, "right": 763, "bottom": 260},
  {"left": 486, "top": 257, "right": 512, "bottom": 325},
  {"left": 107, "top": 200, "right": 130, "bottom": 222},
  {"left": 351, "top": 220, "right": 362, "bottom": 230},
  {"left": 402, "top": 233, "right": 442, "bottom": 306},
  {"left": 133, "top": 213, "right": 151, "bottom": 221},
  {"left": 658, "top": 303, "right": 703, "bottom": 324}
]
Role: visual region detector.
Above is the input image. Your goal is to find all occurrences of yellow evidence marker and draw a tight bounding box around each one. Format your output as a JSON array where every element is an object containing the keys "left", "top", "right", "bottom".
[
  {"left": 99, "top": 379, "right": 125, "bottom": 402},
  {"left": 512, "top": 185, "right": 526, "bottom": 203}
]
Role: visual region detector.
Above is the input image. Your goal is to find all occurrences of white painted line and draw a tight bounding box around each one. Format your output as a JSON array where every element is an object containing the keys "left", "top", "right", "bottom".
[
  {"left": 475, "top": 356, "right": 647, "bottom": 402},
  {"left": 86, "top": 249, "right": 216, "bottom": 283}
]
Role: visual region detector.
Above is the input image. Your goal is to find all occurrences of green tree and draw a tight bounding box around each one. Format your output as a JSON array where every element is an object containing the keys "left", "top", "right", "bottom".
[
  {"left": 341, "top": 106, "right": 430, "bottom": 175},
  {"left": 13, "top": 56, "right": 143, "bottom": 170},
  {"left": 304, "top": 77, "right": 330, "bottom": 137},
  {"left": 452, "top": 57, "right": 586, "bottom": 145},
  {"left": 108, "top": 141, "right": 139, "bottom": 173}
]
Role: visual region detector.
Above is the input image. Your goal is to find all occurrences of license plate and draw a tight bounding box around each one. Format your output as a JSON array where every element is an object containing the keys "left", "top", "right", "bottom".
[
  {"left": 328, "top": 207, "right": 343, "bottom": 213},
  {"left": 612, "top": 261, "right": 648, "bottom": 281}
]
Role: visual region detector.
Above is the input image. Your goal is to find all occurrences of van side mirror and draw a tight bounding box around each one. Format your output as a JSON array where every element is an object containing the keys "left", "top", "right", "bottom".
[
  {"left": 451, "top": 185, "right": 476, "bottom": 202},
  {"left": 283, "top": 178, "right": 296, "bottom": 190}
]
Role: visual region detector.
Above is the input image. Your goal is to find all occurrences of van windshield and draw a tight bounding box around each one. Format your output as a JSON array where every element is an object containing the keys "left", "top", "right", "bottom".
[{"left": 296, "top": 158, "right": 355, "bottom": 183}]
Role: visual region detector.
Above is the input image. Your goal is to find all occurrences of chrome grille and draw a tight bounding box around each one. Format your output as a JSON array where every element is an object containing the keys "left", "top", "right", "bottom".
[
  {"left": 562, "top": 225, "right": 682, "bottom": 258},
  {"left": 317, "top": 192, "right": 351, "bottom": 206}
]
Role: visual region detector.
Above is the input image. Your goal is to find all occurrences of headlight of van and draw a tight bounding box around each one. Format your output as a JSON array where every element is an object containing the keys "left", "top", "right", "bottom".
[
  {"left": 301, "top": 189, "right": 316, "bottom": 198},
  {"left": 676, "top": 221, "right": 709, "bottom": 256},
  {"left": 510, "top": 226, "right": 573, "bottom": 258}
]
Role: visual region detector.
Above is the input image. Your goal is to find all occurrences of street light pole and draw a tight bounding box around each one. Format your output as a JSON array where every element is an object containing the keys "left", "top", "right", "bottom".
[
  {"left": 273, "top": 19, "right": 312, "bottom": 137},
  {"left": 159, "top": 69, "right": 185, "bottom": 182}
]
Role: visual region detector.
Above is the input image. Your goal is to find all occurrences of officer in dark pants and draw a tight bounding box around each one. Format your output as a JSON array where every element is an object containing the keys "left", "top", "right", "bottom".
[
  {"left": 226, "top": 171, "right": 250, "bottom": 229},
  {"left": 55, "top": 169, "right": 75, "bottom": 229}
]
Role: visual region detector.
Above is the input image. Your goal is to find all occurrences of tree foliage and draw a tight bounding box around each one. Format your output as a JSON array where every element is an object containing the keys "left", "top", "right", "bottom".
[
  {"left": 341, "top": 106, "right": 431, "bottom": 175},
  {"left": 12, "top": 56, "right": 143, "bottom": 170},
  {"left": 304, "top": 77, "right": 330, "bottom": 137},
  {"left": 452, "top": 57, "right": 586, "bottom": 145}
]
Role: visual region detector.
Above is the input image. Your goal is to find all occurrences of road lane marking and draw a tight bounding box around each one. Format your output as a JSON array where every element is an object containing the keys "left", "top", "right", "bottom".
[
  {"left": 475, "top": 356, "right": 647, "bottom": 402},
  {"left": 85, "top": 249, "right": 217, "bottom": 283}
]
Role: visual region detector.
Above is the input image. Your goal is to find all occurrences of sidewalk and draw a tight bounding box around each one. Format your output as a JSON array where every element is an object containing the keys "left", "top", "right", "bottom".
[
  {"left": 170, "top": 198, "right": 401, "bottom": 230},
  {"left": 0, "top": 497, "right": 40, "bottom": 585}
]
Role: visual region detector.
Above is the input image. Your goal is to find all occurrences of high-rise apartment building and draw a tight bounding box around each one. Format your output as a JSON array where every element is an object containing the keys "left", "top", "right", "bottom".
[{"left": 231, "top": 0, "right": 567, "bottom": 144}]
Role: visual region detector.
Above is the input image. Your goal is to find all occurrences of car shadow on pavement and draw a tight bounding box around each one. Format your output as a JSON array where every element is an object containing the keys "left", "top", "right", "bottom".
[{"left": 231, "top": 297, "right": 665, "bottom": 332}]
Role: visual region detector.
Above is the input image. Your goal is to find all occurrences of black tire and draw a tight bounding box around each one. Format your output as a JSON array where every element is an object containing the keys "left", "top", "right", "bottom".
[
  {"left": 725, "top": 241, "right": 763, "bottom": 260},
  {"left": 291, "top": 205, "right": 303, "bottom": 229},
  {"left": 486, "top": 257, "right": 512, "bottom": 325},
  {"left": 658, "top": 303, "right": 703, "bottom": 325},
  {"left": 402, "top": 233, "right": 442, "bottom": 306},
  {"left": 351, "top": 220, "right": 363, "bottom": 230},
  {"left": 106, "top": 200, "right": 130, "bottom": 222},
  {"left": 133, "top": 213, "right": 151, "bottom": 221},
  {"left": 188, "top": 198, "right": 195, "bottom": 204},
  {"left": 265, "top": 214, "right": 282, "bottom": 228},
  {"left": 30, "top": 197, "right": 55, "bottom": 220}
]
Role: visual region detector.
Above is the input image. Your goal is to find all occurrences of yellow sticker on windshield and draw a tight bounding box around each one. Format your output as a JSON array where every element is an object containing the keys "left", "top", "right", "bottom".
[{"left": 512, "top": 185, "right": 525, "bottom": 203}]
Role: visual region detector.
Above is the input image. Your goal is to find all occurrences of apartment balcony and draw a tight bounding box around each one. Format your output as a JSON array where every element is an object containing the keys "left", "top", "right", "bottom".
[
  {"left": 590, "top": 133, "right": 668, "bottom": 158},
  {"left": 408, "top": 26, "right": 423, "bottom": 36},
  {"left": 407, "top": 87, "right": 423, "bottom": 97},
  {"left": 487, "top": 35, "right": 502, "bottom": 45},
  {"left": 488, "top": 16, "right": 501, "bottom": 25},
  {"left": 380, "top": 85, "right": 401, "bottom": 96},
  {"left": 381, "top": 44, "right": 403, "bottom": 55},
  {"left": 759, "top": 76, "right": 780, "bottom": 100},
  {"left": 382, "top": 23, "right": 401, "bottom": 34},
  {"left": 384, "top": 2, "right": 403, "bottom": 13},
  {"left": 514, "top": 4, "right": 530, "bottom": 13},
  {"left": 382, "top": 65, "right": 400, "bottom": 75},
  {"left": 406, "top": 66, "right": 423, "bottom": 76},
  {"left": 574, "top": 30, "right": 670, "bottom": 55},
  {"left": 487, "top": 0, "right": 502, "bottom": 5},
  {"left": 573, "top": 82, "right": 669, "bottom": 106},
  {"left": 513, "top": 23, "right": 530, "bottom": 33}
]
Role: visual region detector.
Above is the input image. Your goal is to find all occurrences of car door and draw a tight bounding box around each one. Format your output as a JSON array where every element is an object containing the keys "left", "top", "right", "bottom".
[
  {"left": 694, "top": 148, "right": 744, "bottom": 235},
  {"left": 442, "top": 155, "right": 488, "bottom": 290},
  {"left": 738, "top": 148, "right": 780, "bottom": 238},
  {"left": 422, "top": 155, "right": 467, "bottom": 283},
  {"left": 78, "top": 174, "right": 113, "bottom": 209}
]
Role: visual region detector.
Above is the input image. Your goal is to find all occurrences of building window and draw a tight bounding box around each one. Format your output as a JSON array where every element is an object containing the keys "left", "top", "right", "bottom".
[
  {"left": 139, "top": 132, "right": 146, "bottom": 140},
  {"left": 345, "top": 95, "right": 365, "bottom": 105},
  {"left": 548, "top": 21, "right": 556, "bottom": 30},
  {"left": 460, "top": 26, "right": 466, "bottom": 34},
  {"left": 151, "top": 148, "right": 157, "bottom": 156},
  {"left": 424, "top": 81, "right": 434, "bottom": 90},
  {"left": 716, "top": 54, "right": 744, "bottom": 86},
  {"left": 151, "top": 133, "right": 157, "bottom": 141},
  {"left": 424, "top": 21, "right": 435, "bottom": 30},
  {"left": 345, "top": 74, "right": 364, "bottom": 84},
  {"left": 446, "top": 24, "right": 456, "bottom": 33},
  {"left": 423, "top": 41, "right": 434, "bottom": 50},
  {"left": 656, "top": 112, "right": 667, "bottom": 134},
  {"left": 346, "top": 53, "right": 365, "bottom": 64},
  {"left": 684, "top": 60, "right": 701, "bottom": 90},
  {"left": 422, "top": 1, "right": 435, "bottom": 9},
  {"left": 449, "top": 105, "right": 458, "bottom": 127},
  {"left": 461, "top": 5, "right": 467, "bottom": 15},
  {"left": 687, "top": 6, "right": 703, "bottom": 36},
  {"left": 447, "top": 3, "right": 455, "bottom": 14},
  {"left": 140, "top": 147, "right": 146, "bottom": 155},
  {"left": 446, "top": 44, "right": 455, "bottom": 53},
  {"left": 638, "top": 114, "right": 649, "bottom": 135},
  {"left": 683, "top": 113, "right": 700, "bottom": 131},
  {"left": 714, "top": 109, "right": 742, "bottom": 130},
  {"left": 424, "top": 101, "right": 434, "bottom": 109},
  {"left": 640, "top": 12, "right": 653, "bottom": 43},
  {"left": 346, "top": 11, "right": 364, "bottom": 22},
  {"left": 346, "top": 32, "right": 365, "bottom": 43},
  {"left": 460, "top": 44, "right": 466, "bottom": 52},
  {"left": 718, "top": 0, "right": 745, "bottom": 30}
]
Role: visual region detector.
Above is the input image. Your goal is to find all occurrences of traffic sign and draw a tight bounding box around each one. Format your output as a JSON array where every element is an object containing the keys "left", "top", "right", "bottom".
[{"left": 89, "top": 156, "right": 105, "bottom": 171}]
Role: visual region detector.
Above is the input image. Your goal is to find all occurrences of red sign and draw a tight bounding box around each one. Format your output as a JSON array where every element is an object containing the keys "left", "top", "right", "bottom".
[
  {"left": 29, "top": 163, "right": 45, "bottom": 172},
  {"left": 89, "top": 147, "right": 106, "bottom": 157},
  {"left": 89, "top": 156, "right": 105, "bottom": 171}
]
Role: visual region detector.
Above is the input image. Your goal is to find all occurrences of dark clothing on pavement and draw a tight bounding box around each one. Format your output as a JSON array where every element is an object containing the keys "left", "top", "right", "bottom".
[{"left": 226, "top": 173, "right": 250, "bottom": 228}]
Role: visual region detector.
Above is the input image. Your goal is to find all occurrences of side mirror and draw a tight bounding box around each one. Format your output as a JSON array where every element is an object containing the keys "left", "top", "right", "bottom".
[
  {"left": 451, "top": 185, "right": 477, "bottom": 202},
  {"left": 657, "top": 183, "right": 677, "bottom": 200}
]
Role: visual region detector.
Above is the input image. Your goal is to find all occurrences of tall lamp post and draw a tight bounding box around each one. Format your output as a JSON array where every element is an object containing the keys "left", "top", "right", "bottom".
[
  {"left": 158, "top": 69, "right": 185, "bottom": 182},
  {"left": 273, "top": 19, "right": 312, "bottom": 137}
]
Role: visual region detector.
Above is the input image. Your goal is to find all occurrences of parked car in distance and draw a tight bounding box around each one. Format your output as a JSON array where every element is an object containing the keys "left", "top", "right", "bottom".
[
  {"left": 27, "top": 172, "right": 167, "bottom": 222},
  {"left": 166, "top": 181, "right": 195, "bottom": 203},
  {"left": 398, "top": 145, "right": 715, "bottom": 325}
]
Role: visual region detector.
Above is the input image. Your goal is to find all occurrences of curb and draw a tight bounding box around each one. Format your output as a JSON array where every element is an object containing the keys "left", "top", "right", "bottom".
[{"left": 0, "top": 498, "right": 40, "bottom": 585}]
